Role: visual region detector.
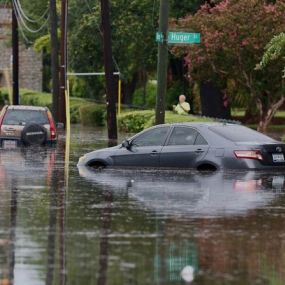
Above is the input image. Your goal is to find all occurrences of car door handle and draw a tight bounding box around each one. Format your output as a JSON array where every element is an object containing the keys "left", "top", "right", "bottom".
[
  {"left": 195, "top": 149, "right": 204, "bottom": 154},
  {"left": 151, "top": 150, "right": 158, "bottom": 156}
]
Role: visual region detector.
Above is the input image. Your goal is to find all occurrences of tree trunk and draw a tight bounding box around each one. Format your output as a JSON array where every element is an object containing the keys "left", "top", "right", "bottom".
[
  {"left": 122, "top": 72, "right": 139, "bottom": 104},
  {"left": 256, "top": 96, "right": 285, "bottom": 133}
]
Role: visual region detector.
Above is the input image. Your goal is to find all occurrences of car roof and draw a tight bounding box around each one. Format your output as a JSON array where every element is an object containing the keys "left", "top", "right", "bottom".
[
  {"left": 7, "top": 105, "right": 48, "bottom": 111},
  {"left": 154, "top": 122, "right": 239, "bottom": 128}
]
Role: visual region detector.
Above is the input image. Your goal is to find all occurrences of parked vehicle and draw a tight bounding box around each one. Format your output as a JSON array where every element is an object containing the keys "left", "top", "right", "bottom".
[
  {"left": 0, "top": 105, "right": 57, "bottom": 148},
  {"left": 78, "top": 122, "right": 285, "bottom": 170}
]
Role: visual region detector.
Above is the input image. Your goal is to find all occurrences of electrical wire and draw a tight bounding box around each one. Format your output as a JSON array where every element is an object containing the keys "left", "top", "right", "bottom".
[
  {"left": 12, "top": 0, "right": 49, "bottom": 34},
  {"left": 18, "top": 22, "right": 32, "bottom": 44},
  {"left": 83, "top": 0, "right": 122, "bottom": 73},
  {"left": 15, "top": 0, "right": 49, "bottom": 24}
]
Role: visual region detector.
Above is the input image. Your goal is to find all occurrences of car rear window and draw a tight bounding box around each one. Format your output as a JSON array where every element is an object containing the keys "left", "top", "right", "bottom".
[
  {"left": 3, "top": 109, "right": 49, "bottom": 125},
  {"left": 209, "top": 125, "right": 276, "bottom": 143}
]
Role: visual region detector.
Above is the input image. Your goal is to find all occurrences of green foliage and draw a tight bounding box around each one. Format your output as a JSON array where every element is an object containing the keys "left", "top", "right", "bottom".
[
  {"left": 166, "top": 81, "right": 186, "bottom": 109},
  {"left": 132, "top": 81, "right": 157, "bottom": 107},
  {"left": 79, "top": 104, "right": 106, "bottom": 126},
  {"left": 0, "top": 89, "right": 9, "bottom": 106},
  {"left": 172, "top": 0, "right": 285, "bottom": 129},
  {"left": 132, "top": 80, "right": 190, "bottom": 110},
  {"left": 258, "top": 33, "right": 285, "bottom": 77},
  {"left": 118, "top": 110, "right": 154, "bottom": 132},
  {"left": 118, "top": 110, "right": 213, "bottom": 132},
  {"left": 34, "top": 34, "right": 52, "bottom": 53},
  {"left": 0, "top": 88, "right": 98, "bottom": 124},
  {"left": 15, "top": 0, "right": 49, "bottom": 45}
]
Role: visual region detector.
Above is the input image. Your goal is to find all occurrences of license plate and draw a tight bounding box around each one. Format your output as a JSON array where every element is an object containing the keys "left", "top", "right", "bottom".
[
  {"left": 3, "top": 140, "right": 17, "bottom": 149},
  {"left": 272, "top": 153, "right": 285, "bottom": 163}
]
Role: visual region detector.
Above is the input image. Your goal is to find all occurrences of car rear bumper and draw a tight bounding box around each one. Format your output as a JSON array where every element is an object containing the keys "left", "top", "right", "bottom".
[{"left": 0, "top": 137, "right": 57, "bottom": 148}]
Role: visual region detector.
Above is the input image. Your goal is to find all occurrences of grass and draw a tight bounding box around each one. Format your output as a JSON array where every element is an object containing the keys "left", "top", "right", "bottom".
[
  {"left": 231, "top": 108, "right": 285, "bottom": 118},
  {"left": 164, "top": 111, "right": 213, "bottom": 124}
]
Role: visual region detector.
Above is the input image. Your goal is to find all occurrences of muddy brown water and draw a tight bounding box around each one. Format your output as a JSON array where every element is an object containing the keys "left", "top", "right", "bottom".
[{"left": 0, "top": 125, "right": 285, "bottom": 285}]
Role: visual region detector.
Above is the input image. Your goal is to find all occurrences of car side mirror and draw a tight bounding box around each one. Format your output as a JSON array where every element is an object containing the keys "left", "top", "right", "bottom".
[{"left": 122, "top": 139, "right": 131, "bottom": 149}]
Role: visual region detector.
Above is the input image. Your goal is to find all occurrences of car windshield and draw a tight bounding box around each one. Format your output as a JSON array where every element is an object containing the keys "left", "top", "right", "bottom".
[
  {"left": 3, "top": 109, "right": 49, "bottom": 125},
  {"left": 209, "top": 125, "right": 277, "bottom": 143}
]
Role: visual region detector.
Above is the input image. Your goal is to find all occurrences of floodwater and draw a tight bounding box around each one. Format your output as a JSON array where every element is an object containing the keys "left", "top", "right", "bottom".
[{"left": 1, "top": 125, "right": 285, "bottom": 285}]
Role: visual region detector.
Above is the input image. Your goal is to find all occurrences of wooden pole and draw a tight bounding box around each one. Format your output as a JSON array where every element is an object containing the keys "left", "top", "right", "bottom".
[
  {"left": 50, "top": 0, "right": 60, "bottom": 122},
  {"left": 155, "top": 0, "right": 169, "bottom": 125},
  {"left": 100, "top": 0, "right": 118, "bottom": 142},
  {"left": 12, "top": 6, "right": 19, "bottom": 105},
  {"left": 59, "top": 0, "right": 67, "bottom": 126}
]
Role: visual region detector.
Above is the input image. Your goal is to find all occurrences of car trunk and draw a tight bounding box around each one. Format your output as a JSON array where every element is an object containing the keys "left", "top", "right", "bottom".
[{"left": 261, "top": 144, "right": 285, "bottom": 166}]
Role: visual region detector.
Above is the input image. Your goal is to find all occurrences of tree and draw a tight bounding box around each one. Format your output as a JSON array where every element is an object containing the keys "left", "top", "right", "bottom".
[
  {"left": 67, "top": 0, "right": 207, "bottom": 102},
  {"left": 171, "top": 0, "right": 285, "bottom": 132}
]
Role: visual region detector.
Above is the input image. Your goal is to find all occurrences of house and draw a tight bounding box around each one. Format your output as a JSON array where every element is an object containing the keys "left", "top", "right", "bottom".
[{"left": 0, "top": 5, "right": 42, "bottom": 92}]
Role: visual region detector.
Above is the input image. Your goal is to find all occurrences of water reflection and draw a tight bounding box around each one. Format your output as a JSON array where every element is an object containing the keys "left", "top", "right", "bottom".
[
  {"left": 1, "top": 127, "right": 285, "bottom": 284},
  {"left": 0, "top": 143, "right": 67, "bottom": 285},
  {"left": 77, "top": 165, "right": 285, "bottom": 284},
  {"left": 78, "top": 167, "right": 283, "bottom": 218}
]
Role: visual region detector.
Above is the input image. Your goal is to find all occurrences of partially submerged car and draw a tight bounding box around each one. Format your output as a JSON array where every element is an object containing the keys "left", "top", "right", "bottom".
[
  {"left": 0, "top": 105, "right": 57, "bottom": 148},
  {"left": 78, "top": 122, "right": 285, "bottom": 170}
]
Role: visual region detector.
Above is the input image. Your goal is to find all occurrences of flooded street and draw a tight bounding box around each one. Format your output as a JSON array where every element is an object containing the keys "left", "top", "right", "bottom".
[{"left": 1, "top": 125, "right": 285, "bottom": 285}]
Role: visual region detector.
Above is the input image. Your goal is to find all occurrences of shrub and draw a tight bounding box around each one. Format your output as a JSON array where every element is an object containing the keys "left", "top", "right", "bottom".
[
  {"left": 0, "top": 89, "right": 9, "bottom": 106},
  {"left": 118, "top": 110, "right": 155, "bottom": 132},
  {"left": 118, "top": 110, "right": 213, "bottom": 132},
  {"left": 132, "top": 81, "right": 157, "bottom": 108},
  {"left": 79, "top": 104, "right": 106, "bottom": 126}
]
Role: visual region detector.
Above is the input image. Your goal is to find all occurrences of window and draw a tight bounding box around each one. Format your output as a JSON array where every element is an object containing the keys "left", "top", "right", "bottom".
[
  {"left": 132, "top": 127, "right": 170, "bottom": 147},
  {"left": 3, "top": 110, "right": 49, "bottom": 126},
  {"left": 209, "top": 125, "right": 276, "bottom": 143},
  {"left": 167, "top": 127, "right": 198, "bottom": 146},
  {"left": 195, "top": 134, "right": 208, "bottom": 145}
]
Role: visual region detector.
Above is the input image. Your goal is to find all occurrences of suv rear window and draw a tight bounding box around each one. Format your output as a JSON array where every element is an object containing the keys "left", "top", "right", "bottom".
[
  {"left": 3, "top": 109, "right": 49, "bottom": 125},
  {"left": 209, "top": 125, "right": 276, "bottom": 143}
]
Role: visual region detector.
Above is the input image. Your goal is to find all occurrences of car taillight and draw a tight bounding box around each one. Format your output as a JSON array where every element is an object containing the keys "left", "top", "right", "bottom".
[
  {"left": 234, "top": 150, "right": 263, "bottom": 161},
  {"left": 47, "top": 111, "right": 56, "bottom": 140},
  {"left": 0, "top": 109, "right": 6, "bottom": 133}
]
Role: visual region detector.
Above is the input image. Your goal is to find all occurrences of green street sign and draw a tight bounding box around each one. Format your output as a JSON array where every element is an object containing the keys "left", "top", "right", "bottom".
[{"left": 156, "top": 32, "right": 201, "bottom": 44}]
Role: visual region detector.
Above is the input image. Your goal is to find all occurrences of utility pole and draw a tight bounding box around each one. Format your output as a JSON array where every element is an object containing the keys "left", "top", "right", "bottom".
[
  {"left": 12, "top": 5, "right": 19, "bottom": 105},
  {"left": 100, "top": 0, "right": 118, "bottom": 142},
  {"left": 59, "top": 0, "right": 67, "bottom": 127},
  {"left": 50, "top": 0, "right": 60, "bottom": 122},
  {"left": 155, "top": 0, "right": 169, "bottom": 125}
]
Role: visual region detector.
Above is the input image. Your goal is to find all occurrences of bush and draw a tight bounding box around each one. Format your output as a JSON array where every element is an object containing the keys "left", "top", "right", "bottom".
[
  {"left": 79, "top": 104, "right": 106, "bottom": 126},
  {"left": 118, "top": 110, "right": 213, "bottom": 132},
  {"left": 166, "top": 81, "right": 186, "bottom": 109},
  {"left": 0, "top": 89, "right": 9, "bottom": 106},
  {"left": 118, "top": 110, "right": 155, "bottom": 132},
  {"left": 132, "top": 81, "right": 157, "bottom": 108}
]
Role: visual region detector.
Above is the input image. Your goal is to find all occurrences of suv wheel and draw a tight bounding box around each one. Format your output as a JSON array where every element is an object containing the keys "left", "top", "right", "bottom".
[{"left": 21, "top": 124, "right": 47, "bottom": 146}]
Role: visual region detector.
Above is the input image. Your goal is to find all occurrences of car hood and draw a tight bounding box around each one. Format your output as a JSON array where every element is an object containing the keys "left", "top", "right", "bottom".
[{"left": 78, "top": 145, "right": 121, "bottom": 166}]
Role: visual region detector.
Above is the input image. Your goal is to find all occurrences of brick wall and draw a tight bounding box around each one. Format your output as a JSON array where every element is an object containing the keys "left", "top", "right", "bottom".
[{"left": 0, "top": 7, "right": 43, "bottom": 92}]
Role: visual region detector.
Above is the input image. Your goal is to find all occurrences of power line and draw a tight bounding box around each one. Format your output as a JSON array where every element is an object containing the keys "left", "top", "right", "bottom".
[
  {"left": 12, "top": 0, "right": 49, "bottom": 34},
  {"left": 15, "top": 0, "right": 49, "bottom": 24}
]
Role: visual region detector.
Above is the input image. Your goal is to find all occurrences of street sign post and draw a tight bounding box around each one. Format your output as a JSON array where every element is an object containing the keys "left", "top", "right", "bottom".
[{"left": 156, "top": 32, "right": 201, "bottom": 44}]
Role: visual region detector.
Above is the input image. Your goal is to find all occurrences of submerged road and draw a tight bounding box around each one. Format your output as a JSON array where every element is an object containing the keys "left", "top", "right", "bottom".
[{"left": 0, "top": 125, "right": 285, "bottom": 285}]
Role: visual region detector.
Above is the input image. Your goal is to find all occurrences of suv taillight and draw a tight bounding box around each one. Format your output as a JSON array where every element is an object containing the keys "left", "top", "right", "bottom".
[
  {"left": 47, "top": 111, "right": 56, "bottom": 140},
  {"left": 0, "top": 107, "right": 7, "bottom": 133}
]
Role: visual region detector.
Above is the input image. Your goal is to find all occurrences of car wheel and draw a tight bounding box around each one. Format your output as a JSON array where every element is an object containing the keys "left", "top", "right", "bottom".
[
  {"left": 88, "top": 161, "right": 107, "bottom": 170},
  {"left": 21, "top": 124, "right": 47, "bottom": 146},
  {"left": 197, "top": 164, "right": 217, "bottom": 172}
]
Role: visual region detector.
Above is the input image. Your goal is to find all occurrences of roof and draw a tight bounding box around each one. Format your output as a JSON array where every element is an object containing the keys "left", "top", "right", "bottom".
[
  {"left": 7, "top": 105, "right": 47, "bottom": 111},
  {"left": 155, "top": 122, "right": 239, "bottom": 128}
]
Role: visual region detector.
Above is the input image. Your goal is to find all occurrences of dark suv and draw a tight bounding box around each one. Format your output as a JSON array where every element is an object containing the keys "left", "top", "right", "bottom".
[{"left": 0, "top": 105, "right": 57, "bottom": 148}]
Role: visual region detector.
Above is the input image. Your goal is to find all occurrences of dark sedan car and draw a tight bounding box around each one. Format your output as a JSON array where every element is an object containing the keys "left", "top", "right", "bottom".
[{"left": 77, "top": 123, "right": 285, "bottom": 170}]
